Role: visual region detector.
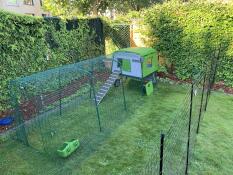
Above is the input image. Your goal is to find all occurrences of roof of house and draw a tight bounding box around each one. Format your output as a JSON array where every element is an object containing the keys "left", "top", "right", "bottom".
[{"left": 116, "top": 47, "right": 156, "bottom": 57}]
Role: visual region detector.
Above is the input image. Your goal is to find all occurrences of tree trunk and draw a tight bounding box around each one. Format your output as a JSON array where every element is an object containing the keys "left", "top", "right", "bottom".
[{"left": 92, "top": 0, "right": 100, "bottom": 16}]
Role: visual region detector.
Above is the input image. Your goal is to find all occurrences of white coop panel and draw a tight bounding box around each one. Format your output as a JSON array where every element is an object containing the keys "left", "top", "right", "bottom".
[{"left": 112, "top": 52, "right": 142, "bottom": 78}]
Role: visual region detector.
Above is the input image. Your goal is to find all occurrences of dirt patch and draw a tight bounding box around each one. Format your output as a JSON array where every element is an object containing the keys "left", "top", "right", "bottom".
[
  {"left": 158, "top": 72, "right": 233, "bottom": 95},
  {"left": 0, "top": 71, "right": 110, "bottom": 133}
]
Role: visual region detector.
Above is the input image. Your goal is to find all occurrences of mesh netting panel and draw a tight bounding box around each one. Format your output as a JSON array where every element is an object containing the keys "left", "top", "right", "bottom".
[
  {"left": 9, "top": 56, "right": 128, "bottom": 158},
  {"left": 106, "top": 24, "right": 130, "bottom": 49}
]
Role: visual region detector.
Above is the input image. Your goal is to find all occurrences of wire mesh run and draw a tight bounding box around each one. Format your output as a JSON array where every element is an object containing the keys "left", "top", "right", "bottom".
[
  {"left": 9, "top": 56, "right": 129, "bottom": 160},
  {"left": 141, "top": 57, "right": 218, "bottom": 175}
]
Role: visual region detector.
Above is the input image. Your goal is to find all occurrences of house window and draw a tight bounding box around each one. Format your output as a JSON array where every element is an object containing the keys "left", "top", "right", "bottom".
[
  {"left": 42, "top": 14, "right": 47, "bottom": 17},
  {"left": 147, "top": 57, "right": 152, "bottom": 68},
  {"left": 24, "top": 0, "right": 34, "bottom": 5},
  {"left": 40, "top": 0, "right": 43, "bottom": 6},
  {"left": 7, "top": 0, "right": 18, "bottom": 5}
]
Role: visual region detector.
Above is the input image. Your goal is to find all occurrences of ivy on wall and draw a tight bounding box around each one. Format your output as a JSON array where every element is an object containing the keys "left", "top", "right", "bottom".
[
  {"left": 0, "top": 10, "right": 103, "bottom": 112},
  {"left": 144, "top": 2, "right": 233, "bottom": 86}
]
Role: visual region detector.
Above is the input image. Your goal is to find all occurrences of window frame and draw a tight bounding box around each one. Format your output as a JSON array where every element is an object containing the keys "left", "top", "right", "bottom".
[
  {"left": 146, "top": 57, "right": 153, "bottom": 68},
  {"left": 7, "top": 0, "right": 19, "bottom": 6},
  {"left": 23, "top": 0, "right": 34, "bottom": 6}
]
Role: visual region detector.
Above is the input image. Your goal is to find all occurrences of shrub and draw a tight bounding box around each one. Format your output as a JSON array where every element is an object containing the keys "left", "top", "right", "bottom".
[
  {"left": 144, "top": 2, "right": 233, "bottom": 86},
  {"left": 0, "top": 10, "right": 103, "bottom": 111}
]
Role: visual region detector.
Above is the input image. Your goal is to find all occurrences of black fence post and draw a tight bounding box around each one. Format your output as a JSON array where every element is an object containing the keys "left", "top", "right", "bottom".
[
  {"left": 210, "top": 58, "right": 218, "bottom": 91},
  {"left": 204, "top": 56, "right": 215, "bottom": 111},
  {"left": 121, "top": 77, "right": 127, "bottom": 111},
  {"left": 159, "top": 133, "right": 165, "bottom": 175},
  {"left": 185, "top": 83, "right": 194, "bottom": 175},
  {"left": 196, "top": 73, "right": 207, "bottom": 134},
  {"left": 59, "top": 69, "right": 62, "bottom": 116},
  {"left": 210, "top": 46, "right": 221, "bottom": 91},
  {"left": 204, "top": 78, "right": 210, "bottom": 112},
  {"left": 90, "top": 72, "right": 102, "bottom": 132}
]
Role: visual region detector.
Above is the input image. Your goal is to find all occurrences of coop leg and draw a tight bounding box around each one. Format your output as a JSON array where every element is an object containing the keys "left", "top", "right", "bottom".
[{"left": 141, "top": 79, "right": 144, "bottom": 95}]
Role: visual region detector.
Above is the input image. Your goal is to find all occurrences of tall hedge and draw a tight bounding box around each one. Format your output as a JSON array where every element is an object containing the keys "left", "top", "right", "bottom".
[
  {"left": 0, "top": 10, "right": 103, "bottom": 111},
  {"left": 145, "top": 2, "right": 233, "bottom": 86}
]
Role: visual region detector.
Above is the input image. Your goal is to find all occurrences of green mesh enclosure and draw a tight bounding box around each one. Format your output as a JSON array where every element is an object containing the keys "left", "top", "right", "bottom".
[
  {"left": 105, "top": 24, "right": 130, "bottom": 53},
  {"left": 9, "top": 56, "right": 128, "bottom": 158},
  {"left": 4, "top": 53, "right": 218, "bottom": 174},
  {"left": 141, "top": 59, "right": 218, "bottom": 175}
]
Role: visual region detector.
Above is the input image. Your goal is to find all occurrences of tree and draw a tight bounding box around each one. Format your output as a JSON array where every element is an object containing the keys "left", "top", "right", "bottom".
[{"left": 43, "top": 0, "right": 161, "bottom": 17}]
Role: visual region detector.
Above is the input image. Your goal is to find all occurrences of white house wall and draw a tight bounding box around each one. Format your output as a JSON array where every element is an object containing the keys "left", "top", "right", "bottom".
[{"left": 0, "top": 0, "right": 50, "bottom": 16}]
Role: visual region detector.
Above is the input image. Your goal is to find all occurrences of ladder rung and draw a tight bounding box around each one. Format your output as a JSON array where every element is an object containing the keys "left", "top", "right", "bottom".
[
  {"left": 96, "top": 95, "right": 102, "bottom": 99},
  {"left": 95, "top": 71, "right": 121, "bottom": 105},
  {"left": 102, "top": 86, "right": 110, "bottom": 90},
  {"left": 105, "top": 82, "right": 112, "bottom": 86},
  {"left": 107, "top": 80, "right": 114, "bottom": 84},
  {"left": 113, "top": 70, "right": 121, "bottom": 73},
  {"left": 99, "top": 89, "right": 107, "bottom": 93},
  {"left": 109, "top": 77, "right": 116, "bottom": 81},
  {"left": 111, "top": 74, "right": 119, "bottom": 77}
]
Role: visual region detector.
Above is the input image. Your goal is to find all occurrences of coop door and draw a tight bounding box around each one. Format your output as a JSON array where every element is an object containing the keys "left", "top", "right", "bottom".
[{"left": 120, "top": 58, "right": 131, "bottom": 72}]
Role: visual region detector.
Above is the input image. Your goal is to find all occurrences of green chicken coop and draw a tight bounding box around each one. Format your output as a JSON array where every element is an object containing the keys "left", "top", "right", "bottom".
[{"left": 111, "top": 47, "right": 159, "bottom": 95}]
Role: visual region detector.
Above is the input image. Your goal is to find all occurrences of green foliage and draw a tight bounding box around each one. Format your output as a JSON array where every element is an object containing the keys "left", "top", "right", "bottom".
[
  {"left": 45, "top": 19, "right": 102, "bottom": 65},
  {"left": 43, "top": 0, "right": 162, "bottom": 17},
  {"left": 144, "top": 2, "right": 233, "bottom": 86},
  {"left": 0, "top": 11, "right": 47, "bottom": 111},
  {"left": 0, "top": 10, "right": 102, "bottom": 111}
]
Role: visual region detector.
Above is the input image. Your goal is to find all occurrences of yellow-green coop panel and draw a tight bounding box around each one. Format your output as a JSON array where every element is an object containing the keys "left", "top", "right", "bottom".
[
  {"left": 142, "top": 53, "right": 158, "bottom": 78},
  {"left": 122, "top": 59, "right": 131, "bottom": 72}
]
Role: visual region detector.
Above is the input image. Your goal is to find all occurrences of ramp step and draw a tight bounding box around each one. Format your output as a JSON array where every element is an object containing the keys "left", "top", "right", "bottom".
[
  {"left": 106, "top": 80, "right": 114, "bottom": 84},
  {"left": 99, "top": 89, "right": 108, "bottom": 93},
  {"left": 111, "top": 73, "right": 119, "bottom": 77},
  {"left": 94, "top": 71, "right": 121, "bottom": 105},
  {"left": 102, "top": 86, "right": 110, "bottom": 90},
  {"left": 109, "top": 77, "right": 116, "bottom": 81},
  {"left": 113, "top": 70, "right": 121, "bottom": 73},
  {"left": 105, "top": 83, "right": 112, "bottom": 86}
]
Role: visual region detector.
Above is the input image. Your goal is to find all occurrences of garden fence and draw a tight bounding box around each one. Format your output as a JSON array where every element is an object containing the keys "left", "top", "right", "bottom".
[
  {"left": 142, "top": 56, "right": 218, "bottom": 175},
  {"left": 4, "top": 54, "right": 218, "bottom": 174},
  {"left": 105, "top": 24, "right": 131, "bottom": 49}
]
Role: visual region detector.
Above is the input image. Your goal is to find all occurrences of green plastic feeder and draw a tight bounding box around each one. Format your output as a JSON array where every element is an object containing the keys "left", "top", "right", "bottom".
[
  {"left": 57, "top": 139, "right": 80, "bottom": 158},
  {"left": 144, "top": 81, "right": 153, "bottom": 96}
]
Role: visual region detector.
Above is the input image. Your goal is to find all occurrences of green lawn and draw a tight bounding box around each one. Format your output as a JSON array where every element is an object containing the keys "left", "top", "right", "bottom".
[
  {"left": 190, "top": 91, "right": 233, "bottom": 175},
  {"left": 0, "top": 81, "right": 188, "bottom": 175},
  {"left": 0, "top": 80, "right": 232, "bottom": 175}
]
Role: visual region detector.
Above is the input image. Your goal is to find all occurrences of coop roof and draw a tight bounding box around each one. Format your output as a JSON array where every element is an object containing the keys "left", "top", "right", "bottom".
[{"left": 116, "top": 47, "right": 156, "bottom": 57}]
